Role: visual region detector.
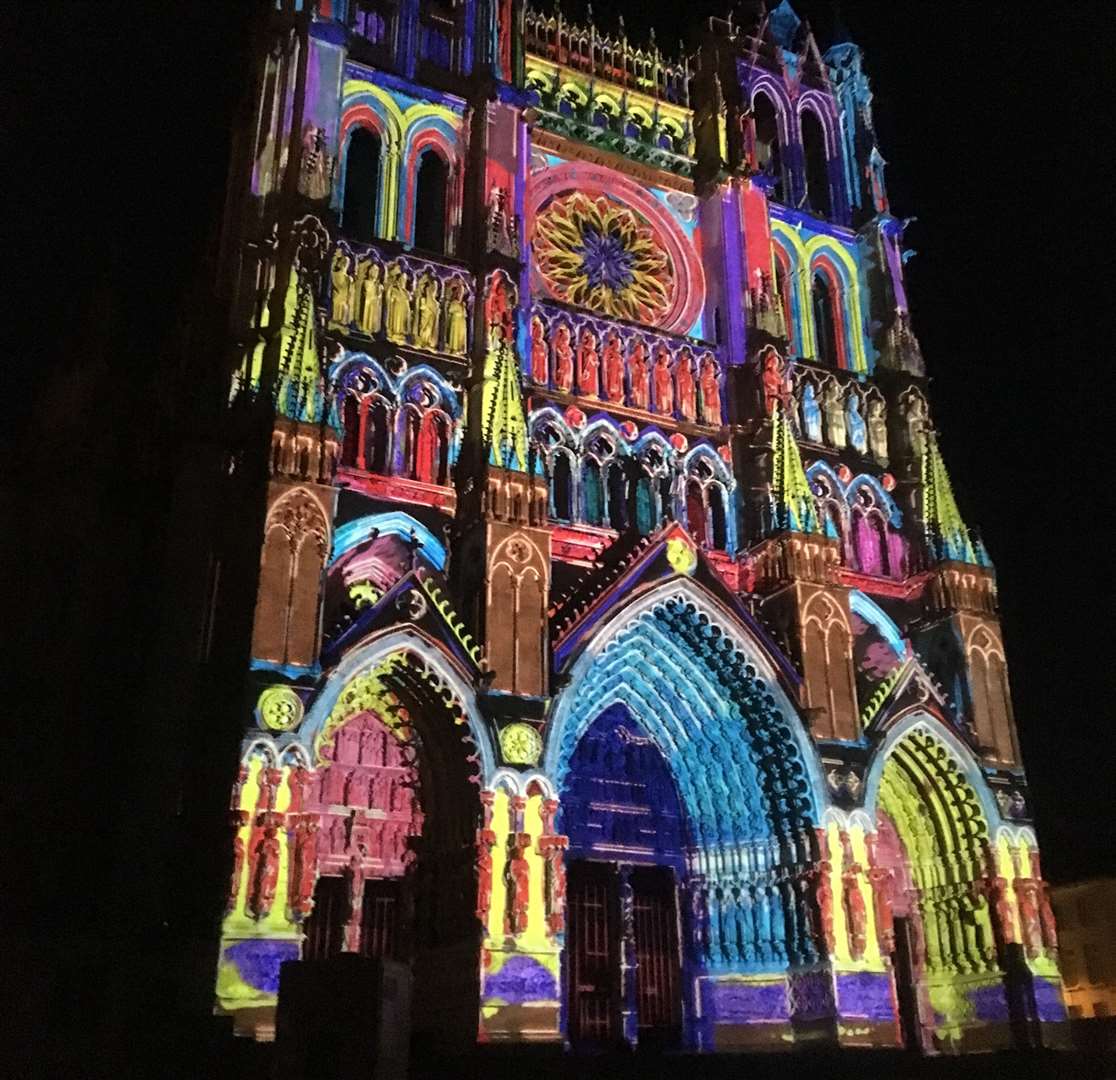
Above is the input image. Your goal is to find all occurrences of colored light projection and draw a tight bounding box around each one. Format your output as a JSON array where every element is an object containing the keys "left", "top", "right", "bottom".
[
  {"left": 338, "top": 74, "right": 463, "bottom": 243},
  {"left": 219, "top": 0, "right": 1067, "bottom": 1058},
  {"left": 528, "top": 156, "right": 706, "bottom": 337}
]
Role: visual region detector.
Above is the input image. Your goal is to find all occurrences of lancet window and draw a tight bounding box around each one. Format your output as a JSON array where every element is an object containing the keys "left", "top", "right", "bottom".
[
  {"left": 413, "top": 148, "right": 449, "bottom": 254},
  {"left": 801, "top": 107, "right": 831, "bottom": 218},
  {"left": 342, "top": 127, "right": 382, "bottom": 243}
]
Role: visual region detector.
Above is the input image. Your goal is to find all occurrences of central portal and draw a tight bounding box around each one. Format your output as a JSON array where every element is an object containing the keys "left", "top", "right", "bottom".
[{"left": 561, "top": 705, "right": 686, "bottom": 1048}]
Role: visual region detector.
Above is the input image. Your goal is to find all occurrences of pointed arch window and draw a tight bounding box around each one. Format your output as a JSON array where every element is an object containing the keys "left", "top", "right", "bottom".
[
  {"left": 551, "top": 450, "right": 574, "bottom": 520},
  {"left": 342, "top": 127, "right": 381, "bottom": 243},
  {"left": 685, "top": 480, "right": 707, "bottom": 548},
  {"left": 709, "top": 483, "right": 728, "bottom": 551},
  {"left": 607, "top": 462, "right": 628, "bottom": 531},
  {"left": 413, "top": 149, "right": 449, "bottom": 254},
  {"left": 582, "top": 459, "right": 604, "bottom": 526},
  {"left": 415, "top": 409, "right": 451, "bottom": 486},
  {"left": 634, "top": 470, "right": 655, "bottom": 535},
  {"left": 753, "top": 91, "right": 784, "bottom": 202},
  {"left": 850, "top": 486, "right": 891, "bottom": 577},
  {"left": 812, "top": 271, "right": 839, "bottom": 366},
  {"left": 801, "top": 108, "right": 831, "bottom": 218}
]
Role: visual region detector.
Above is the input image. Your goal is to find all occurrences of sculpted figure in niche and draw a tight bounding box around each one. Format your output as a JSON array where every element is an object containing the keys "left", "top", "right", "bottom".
[
  {"left": 847, "top": 392, "right": 868, "bottom": 454},
  {"left": 384, "top": 263, "right": 411, "bottom": 343},
  {"left": 761, "top": 349, "right": 788, "bottom": 416},
  {"left": 629, "top": 340, "right": 650, "bottom": 408},
  {"left": 801, "top": 380, "right": 823, "bottom": 442},
  {"left": 444, "top": 280, "right": 468, "bottom": 355},
  {"left": 299, "top": 125, "right": 333, "bottom": 201},
  {"left": 248, "top": 822, "right": 281, "bottom": 920},
  {"left": 699, "top": 354, "right": 721, "bottom": 425},
  {"left": 529, "top": 317, "right": 549, "bottom": 383},
  {"left": 484, "top": 272, "right": 516, "bottom": 344},
  {"left": 290, "top": 818, "right": 320, "bottom": 919},
  {"left": 330, "top": 249, "right": 354, "bottom": 328},
  {"left": 577, "top": 329, "right": 599, "bottom": 397},
  {"left": 903, "top": 393, "right": 928, "bottom": 460},
  {"left": 355, "top": 258, "right": 383, "bottom": 335},
  {"left": 867, "top": 397, "right": 889, "bottom": 463},
  {"left": 602, "top": 332, "right": 624, "bottom": 402},
  {"left": 553, "top": 323, "right": 574, "bottom": 390},
  {"left": 822, "top": 380, "right": 847, "bottom": 448},
  {"left": 653, "top": 346, "right": 674, "bottom": 415},
  {"left": 413, "top": 273, "right": 441, "bottom": 351},
  {"left": 676, "top": 348, "right": 696, "bottom": 421}
]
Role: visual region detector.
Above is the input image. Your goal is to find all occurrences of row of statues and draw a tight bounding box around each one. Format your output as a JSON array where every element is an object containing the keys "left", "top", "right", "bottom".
[
  {"left": 329, "top": 249, "right": 470, "bottom": 356},
  {"left": 529, "top": 317, "right": 722, "bottom": 425},
  {"left": 796, "top": 377, "right": 890, "bottom": 463},
  {"left": 759, "top": 348, "right": 931, "bottom": 468}
]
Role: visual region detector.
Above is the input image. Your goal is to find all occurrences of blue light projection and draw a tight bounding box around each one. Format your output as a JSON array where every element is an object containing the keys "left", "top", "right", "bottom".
[{"left": 550, "top": 595, "right": 820, "bottom": 970}]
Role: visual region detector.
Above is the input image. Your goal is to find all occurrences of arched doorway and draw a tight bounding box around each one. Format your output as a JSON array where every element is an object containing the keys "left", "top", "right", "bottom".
[
  {"left": 548, "top": 583, "right": 825, "bottom": 1050},
  {"left": 298, "top": 647, "right": 486, "bottom": 1047},
  {"left": 560, "top": 705, "right": 686, "bottom": 1047},
  {"left": 301, "top": 709, "right": 420, "bottom": 962},
  {"left": 870, "top": 724, "right": 1004, "bottom": 1053}
]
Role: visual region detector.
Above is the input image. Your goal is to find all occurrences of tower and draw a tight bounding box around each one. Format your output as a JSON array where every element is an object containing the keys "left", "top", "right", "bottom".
[{"left": 201, "top": 0, "right": 1066, "bottom": 1058}]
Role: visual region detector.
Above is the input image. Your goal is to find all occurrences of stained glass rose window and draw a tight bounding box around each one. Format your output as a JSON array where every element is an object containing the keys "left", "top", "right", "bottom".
[{"left": 533, "top": 192, "right": 675, "bottom": 324}]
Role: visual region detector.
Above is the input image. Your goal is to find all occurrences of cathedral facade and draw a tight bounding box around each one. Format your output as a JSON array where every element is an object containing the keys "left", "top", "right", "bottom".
[{"left": 215, "top": 0, "right": 1066, "bottom": 1055}]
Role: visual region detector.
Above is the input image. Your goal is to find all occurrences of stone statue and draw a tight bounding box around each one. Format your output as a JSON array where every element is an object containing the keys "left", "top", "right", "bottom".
[
  {"left": 822, "top": 381, "right": 847, "bottom": 448},
  {"left": 413, "top": 273, "right": 440, "bottom": 350},
  {"left": 290, "top": 817, "right": 320, "bottom": 920},
  {"left": 577, "top": 329, "right": 599, "bottom": 397},
  {"left": 299, "top": 125, "right": 333, "bottom": 201},
  {"left": 226, "top": 810, "right": 248, "bottom": 913},
  {"left": 847, "top": 392, "right": 868, "bottom": 454},
  {"left": 484, "top": 272, "right": 516, "bottom": 344},
  {"left": 330, "top": 249, "right": 353, "bottom": 328},
  {"left": 384, "top": 263, "right": 411, "bottom": 343},
  {"left": 553, "top": 324, "right": 574, "bottom": 390},
  {"left": 867, "top": 396, "right": 889, "bottom": 463},
  {"left": 904, "top": 393, "right": 928, "bottom": 460},
  {"left": 676, "top": 348, "right": 696, "bottom": 420},
  {"left": 629, "top": 340, "right": 650, "bottom": 408},
  {"left": 247, "top": 822, "right": 281, "bottom": 920},
  {"left": 653, "top": 346, "right": 674, "bottom": 415},
  {"left": 529, "top": 317, "right": 549, "bottom": 383},
  {"left": 801, "top": 381, "right": 822, "bottom": 442},
  {"left": 602, "top": 333, "right": 624, "bottom": 402},
  {"left": 443, "top": 280, "right": 468, "bottom": 355},
  {"left": 355, "top": 259, "right": 383, "bottom": 335},
  {"left": 843, "top": 872, "right": 868, "bottom": 959},
  {"left": 699, "top": 354, "right": 721, "bottom": 425},
  {"left": 761, "top": 349, "right": 787, "bottom": 416}
]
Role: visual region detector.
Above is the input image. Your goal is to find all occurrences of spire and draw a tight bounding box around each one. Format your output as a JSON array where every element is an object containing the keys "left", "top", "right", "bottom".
[
  {"left": 481, "top": 331, "right": 529, "bottom": 472},
  {"left": 243, "top": 265, "right": 325, "bottom": 423},
  {"left": 770, "top": 401, "right": 819, "bottom": 534},
  {"left": 768, "top": 0, "right": 802, "bottom": 49},
  {"left": 920, "top": 429, "right": 988, "bottom": 566}
]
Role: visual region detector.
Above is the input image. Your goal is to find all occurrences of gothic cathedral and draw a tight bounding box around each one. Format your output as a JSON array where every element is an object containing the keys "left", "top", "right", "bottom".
[{"left": 215, "top": 0, "right": 1066, "bottom": 1055}]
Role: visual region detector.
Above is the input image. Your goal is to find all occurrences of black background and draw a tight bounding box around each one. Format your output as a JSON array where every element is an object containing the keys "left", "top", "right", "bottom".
[{"left": 6, "top": 0, "right": 1113, "bottom": 930}]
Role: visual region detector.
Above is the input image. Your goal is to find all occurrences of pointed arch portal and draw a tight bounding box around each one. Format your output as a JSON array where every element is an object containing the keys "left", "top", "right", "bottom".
[{"left": 547, "top": 582, "right": 827, "bottom": 1048}]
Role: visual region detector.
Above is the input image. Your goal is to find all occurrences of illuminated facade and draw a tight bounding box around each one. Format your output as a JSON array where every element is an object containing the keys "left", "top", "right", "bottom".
[{"left": 214, "top": 0, "right": 1066, "bottom": 1054}]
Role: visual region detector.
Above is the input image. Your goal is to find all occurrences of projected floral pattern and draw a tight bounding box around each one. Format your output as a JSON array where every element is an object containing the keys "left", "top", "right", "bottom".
[{"left": 533, "top": 192, "right": 674, "bottom": 324}]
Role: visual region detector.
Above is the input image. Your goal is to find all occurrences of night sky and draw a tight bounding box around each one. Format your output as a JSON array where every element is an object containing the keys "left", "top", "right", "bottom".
[{"left": 9, "top": 1, "right": 1113, "bottom": 892}]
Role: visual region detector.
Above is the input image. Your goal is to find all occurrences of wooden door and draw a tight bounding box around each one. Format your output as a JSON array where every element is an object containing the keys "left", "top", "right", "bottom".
[
  {"left": 567, "top": 861, "right": 620, "bottom": 1044},
  {"left": 631, "top": 866, "right": 681, "bottom": 1045}
]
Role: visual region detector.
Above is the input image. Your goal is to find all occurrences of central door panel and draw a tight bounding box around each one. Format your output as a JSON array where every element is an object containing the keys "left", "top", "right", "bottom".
[{"left": 631, "top": 866, "right": 681, "bottom": 1044}]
